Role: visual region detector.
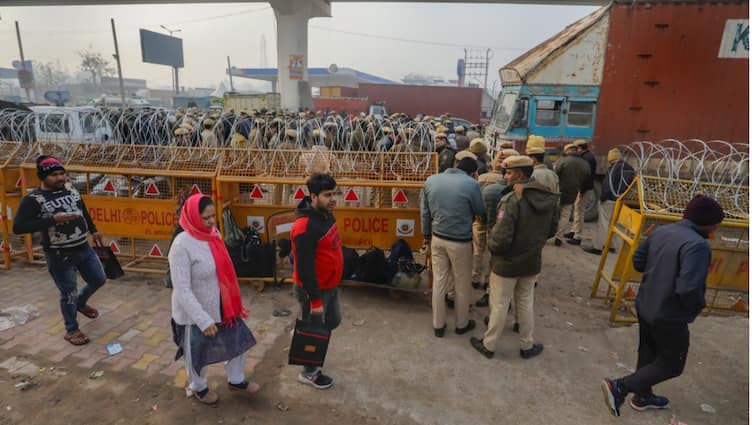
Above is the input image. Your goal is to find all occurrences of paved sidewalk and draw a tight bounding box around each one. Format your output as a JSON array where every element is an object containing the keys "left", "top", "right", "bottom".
[{"left": 0, "top": 263, "right": 296, "bottom": 390}]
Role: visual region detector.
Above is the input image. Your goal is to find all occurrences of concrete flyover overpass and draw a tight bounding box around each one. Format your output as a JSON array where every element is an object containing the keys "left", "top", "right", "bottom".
[{"left": 5, "top": 0, "right": 609, "bottom": 109}]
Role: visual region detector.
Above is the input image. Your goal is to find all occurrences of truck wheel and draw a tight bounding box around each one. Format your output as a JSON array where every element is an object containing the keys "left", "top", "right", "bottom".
[{"left": 584, "top": 181, "right": 600, "bottom": 222}]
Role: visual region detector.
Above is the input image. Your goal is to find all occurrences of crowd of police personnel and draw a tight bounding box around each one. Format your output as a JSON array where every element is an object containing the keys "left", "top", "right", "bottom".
[
  {"left": 420, "top": 132, "right": 635, "bottom": 361},
  {"left": 166, "top": 108, "right": 482, "bottom": 153}
]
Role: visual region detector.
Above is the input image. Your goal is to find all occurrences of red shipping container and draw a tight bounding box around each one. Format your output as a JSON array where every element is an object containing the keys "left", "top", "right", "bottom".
[
  {"left": 594, "top": 1, "right": 749, "bottom": 152},
  {"left": 357, "top": 83, "right": 483, "bottom": 122}
]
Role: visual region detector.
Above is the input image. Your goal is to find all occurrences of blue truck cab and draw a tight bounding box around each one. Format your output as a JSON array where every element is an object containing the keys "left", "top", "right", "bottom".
[{"left": 487, "top": 84, "right": 599, "bottom": 147}]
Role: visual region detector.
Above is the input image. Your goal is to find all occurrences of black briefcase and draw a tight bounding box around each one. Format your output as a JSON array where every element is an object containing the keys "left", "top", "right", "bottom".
[{"left": 288, "top": 319, "right": 331, "bottom": 367}]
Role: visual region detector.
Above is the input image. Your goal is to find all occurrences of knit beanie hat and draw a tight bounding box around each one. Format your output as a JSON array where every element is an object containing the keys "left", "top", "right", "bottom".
[
  {"left": 683, "top": 195, "right": 724, "bottom": 226},
  {"left": 457, "top": 157, "right": 479, "bottom": 175},
  {"left": 36, "top": 155, "right": 65, "bottom": 180}
]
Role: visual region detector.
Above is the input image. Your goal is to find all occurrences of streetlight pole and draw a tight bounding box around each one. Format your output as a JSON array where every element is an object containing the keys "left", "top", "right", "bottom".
[
  {"left": 160, "top": 25, "right": 181, "bottom": 93},
  {"left": 111, "top": 18, "right": 126, "bottom": 107}
]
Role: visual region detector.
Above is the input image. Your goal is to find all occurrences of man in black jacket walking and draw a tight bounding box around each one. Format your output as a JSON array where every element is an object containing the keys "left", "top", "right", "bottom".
[
  {"left": 13, "top": 156, "right": 106, "bottom": 346},
  {"left": 601, "top": 195, "right": 724, "bottom": 417}
]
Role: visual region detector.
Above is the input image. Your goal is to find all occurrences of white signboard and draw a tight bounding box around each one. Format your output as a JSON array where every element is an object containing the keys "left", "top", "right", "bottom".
[{"left": 718, "top": 19, "right": 749, "bottom": 58}]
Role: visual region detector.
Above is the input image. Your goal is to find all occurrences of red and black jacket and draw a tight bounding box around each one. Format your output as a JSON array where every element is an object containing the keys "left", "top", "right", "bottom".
[{"left": 291, "top": 197, "right": 344, "bottom": 309}]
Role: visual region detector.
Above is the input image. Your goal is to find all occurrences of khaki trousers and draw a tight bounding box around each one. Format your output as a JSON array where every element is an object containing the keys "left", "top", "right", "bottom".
[
  {"left": 431, "top": 237, "right": 472, "bottom": 329},
  {"left": 570, "top": 191, "right": 591, "bottom": 239},
  {"left": 556, "top": 203, "right": 573, "bottom": 240},
  {"left": 471, "top": 221, "right": 490, "bottom": 285},
  {"left": 595, "top": 200, "right": 617, "bottom": 250},
  {"left": 483, "top": 272, "right": 537, "bottom": 351}
]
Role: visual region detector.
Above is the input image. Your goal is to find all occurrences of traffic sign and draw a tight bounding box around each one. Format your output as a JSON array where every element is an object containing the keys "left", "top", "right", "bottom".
[
  {"left": 250, "top": 185, "right": 264, "bottom": 199},
  {"left": 344, "top": 188, "right": 359, "bottom": 203}
]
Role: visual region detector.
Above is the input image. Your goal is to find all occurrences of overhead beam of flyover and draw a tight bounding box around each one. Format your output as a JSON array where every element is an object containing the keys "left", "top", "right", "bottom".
[
  {"left": 4, "top": 0, "right": 608, "bottom": 109},
  {"left": 3, "top": 0, "right": 608, "bottom": 5}
]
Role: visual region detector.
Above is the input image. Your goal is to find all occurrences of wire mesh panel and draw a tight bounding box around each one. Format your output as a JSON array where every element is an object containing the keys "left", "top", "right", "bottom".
[
  {"left": 592, "top": 171, "right": 749, "bottom": 323},
  {"left": 10, "top": 142, "right": 218, "bottom": 274}
]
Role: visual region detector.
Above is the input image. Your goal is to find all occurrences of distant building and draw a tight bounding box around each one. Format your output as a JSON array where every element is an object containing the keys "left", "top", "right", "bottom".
[{"left": 401, "top": 73, "right": 459, "bottom": 86}]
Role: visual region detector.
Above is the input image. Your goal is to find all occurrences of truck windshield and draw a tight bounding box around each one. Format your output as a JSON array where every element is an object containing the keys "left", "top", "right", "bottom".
[{"left": 492, "top": 92, "right": 517, "bottom": 131}]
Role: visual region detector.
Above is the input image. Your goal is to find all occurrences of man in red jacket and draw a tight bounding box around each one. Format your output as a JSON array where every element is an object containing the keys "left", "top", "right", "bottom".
[{"left": 291, "top": 172, "right": 344, "bottom": 390}]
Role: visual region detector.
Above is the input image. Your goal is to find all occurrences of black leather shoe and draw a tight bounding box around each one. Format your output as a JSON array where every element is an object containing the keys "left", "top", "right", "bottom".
[
  {"left": 567, "top": 238, "right": 582, "bottom": 245},
  {"left": 583, "top": 247, "right": 603, "bottom": 255},
  {"left": 484, "top": 316, "right": 489, "bottom": 326},
  {"left": 555, "top": 239, "right": 563, "bottom": 247},
  {"left": 564, "top": 232, "right": 575, "bottom": 239},
  {"left": 472, "top": 281, "right": 482, "bottom": 290},
  {"left": 608, "top": 248, "right": 616, "bottom": 253},
  {"left": 455, "top": 320, "right": 476, "bottom": 335},
  {"left": 475, "top": 293, "right": 489, "bottom": 307},
  {"left": 434, "top": 325, "right": 446, "bottom": 338},
  {"left": 513, "top": 322, "right": 520, "bottom": 333},
  {"left": 520, "top": 343, "right": 544, "bottom": 359},
  {"left": 470, "top": 337, "right": 494, "bottom": 359}
]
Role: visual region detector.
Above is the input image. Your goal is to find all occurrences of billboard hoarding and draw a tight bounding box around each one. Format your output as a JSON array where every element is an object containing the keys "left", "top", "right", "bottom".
[{"left": 139, "top": 29, "right": 184, "bottom": 68}]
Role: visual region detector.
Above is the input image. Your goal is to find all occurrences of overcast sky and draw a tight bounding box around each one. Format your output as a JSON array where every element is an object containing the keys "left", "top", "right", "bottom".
[{"left": 0, "top": 2, "right": 598, "bottom": 90}]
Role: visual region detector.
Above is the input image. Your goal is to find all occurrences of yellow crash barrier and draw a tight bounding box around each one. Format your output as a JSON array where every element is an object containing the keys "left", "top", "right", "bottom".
[{"left": 591, "top": 175, "right": 749, "bottom": 323}]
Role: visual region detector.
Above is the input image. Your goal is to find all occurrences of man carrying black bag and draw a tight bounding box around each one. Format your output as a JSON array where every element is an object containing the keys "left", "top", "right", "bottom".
[{"left": 290, "top": 173, "right": 344, "bottom": 390}]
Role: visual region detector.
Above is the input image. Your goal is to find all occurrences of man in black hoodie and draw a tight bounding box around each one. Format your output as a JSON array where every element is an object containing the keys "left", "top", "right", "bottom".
[
  {"left": 290, "top": 173, "right": 344, "bottom": 390},
  {"left": 601, "top": 195, "right": 724, "bottom": 417},
  {"left": 13, "top": 156, "right": 106, "bottom": 346}
]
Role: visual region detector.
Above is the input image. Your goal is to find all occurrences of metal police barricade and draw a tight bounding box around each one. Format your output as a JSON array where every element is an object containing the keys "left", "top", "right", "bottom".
[
  {"left": 591, "top": 175, "right": 749, "bottom": 323},
  {"left": 216, "top": 148, "right": 437, "bottom": 287},
  {"left": 18, "top": 142, "right": 220, "bottom": 274},
  {"left": 0, "top": 141, "right": 39, "bottom": 269}
]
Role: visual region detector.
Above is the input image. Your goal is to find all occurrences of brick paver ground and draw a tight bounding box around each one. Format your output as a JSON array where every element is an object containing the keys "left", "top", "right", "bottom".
[{"left": 0, "top": 263, "right": 296, "bottom": 389}]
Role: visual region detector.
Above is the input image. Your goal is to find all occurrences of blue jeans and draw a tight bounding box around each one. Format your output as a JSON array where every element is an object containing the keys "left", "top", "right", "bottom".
[{"left": 45, "top": 244, "right": 107, "bottom": 333}]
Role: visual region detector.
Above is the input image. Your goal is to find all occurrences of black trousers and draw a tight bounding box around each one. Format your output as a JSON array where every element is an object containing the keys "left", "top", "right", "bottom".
[{"left": 619, "top": 315, "right": 689, "bottom": 396}]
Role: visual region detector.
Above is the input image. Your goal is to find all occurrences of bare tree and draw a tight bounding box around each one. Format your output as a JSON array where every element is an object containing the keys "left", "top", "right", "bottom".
[
  {"left": 78, "top": 47, "right": 114, "bottom": 86},
  {"left": 35, "top": 60, "right": 71, "bottom": 90}
]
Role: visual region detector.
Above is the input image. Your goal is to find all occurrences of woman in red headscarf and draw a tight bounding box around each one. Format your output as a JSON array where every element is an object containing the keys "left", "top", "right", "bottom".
[{"left": 169, "top": 194, "right": 259, "bottom": 405}]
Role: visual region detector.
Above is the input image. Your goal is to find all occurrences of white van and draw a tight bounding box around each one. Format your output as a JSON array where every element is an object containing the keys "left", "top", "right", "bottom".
[{"left": 29, "top": 106, "right": 113, "bottom": 143}]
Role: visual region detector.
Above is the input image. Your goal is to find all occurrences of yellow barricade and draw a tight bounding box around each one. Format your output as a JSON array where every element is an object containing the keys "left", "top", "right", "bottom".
[
  {"left": 5, "top": 143, "right": 438, "bottom": 287},
  {"left": 18, "top": 143, "right": 220, "bottom": 274},
  {"left": 216, "top": 148, "right": 437, "bottom": 284},
  {"left": 0, "top": 141, "right": 41, "bottom": 268},
  {"left": 591, "top": 175, "right": 749, "bottom": 323}
]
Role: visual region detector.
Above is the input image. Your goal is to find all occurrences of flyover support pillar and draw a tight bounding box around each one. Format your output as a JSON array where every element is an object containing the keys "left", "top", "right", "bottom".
[{"left": 271, "top": 0, "right": 331, "bottom": 111}]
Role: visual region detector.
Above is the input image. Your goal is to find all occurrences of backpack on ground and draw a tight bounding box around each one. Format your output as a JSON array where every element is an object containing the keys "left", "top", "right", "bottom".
[
  {"left": 355, "top": 247, "right": 389, "bottom": 285},
  {"left": 342, "top": 247, "right": 359, "bottom": 280}
]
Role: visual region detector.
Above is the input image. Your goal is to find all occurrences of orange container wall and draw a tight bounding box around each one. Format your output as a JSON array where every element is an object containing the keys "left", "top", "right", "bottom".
[{"left": 594, "top": 1, "right": 749, "bottom": 153}]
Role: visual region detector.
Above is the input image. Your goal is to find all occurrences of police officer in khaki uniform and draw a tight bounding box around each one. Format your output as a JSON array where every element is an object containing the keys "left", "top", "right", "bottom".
[
  {"left": 280, "top": 129, "right": 299, "bottom": 150},
  {"left": 200, "top": 119, "right": 218, "bottom": 148},
  {"left": 568, "top": 139, "right": 597, "bottom": 245},
  {"left": 554, "top": 144, "right": 590, "bottom": 246},
  {"left": 174, "top": 127, "right": 190, "bottom": 147},
  {"left": 454, "top": 126, "right": 470, "bottom": 150},
  {"left": 527, "top": 146, "right": 559, "bottom": 193},
  {"left": 468, "top": 139, "right": 490, "bottom": 174},
  {"left": 470, "top": 155, "right": 559, "bottom": 359},
  {"left": 435, "top": 133, "right": 456, "bottom": 173},
  {"left": 469, "top": 147, "right": 503, "bottom": 295}
]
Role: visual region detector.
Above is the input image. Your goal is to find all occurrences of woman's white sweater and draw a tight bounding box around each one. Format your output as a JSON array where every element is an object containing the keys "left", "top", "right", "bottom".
[{"left": 169, "top": 231, "right": 221, "bottom": 331}]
